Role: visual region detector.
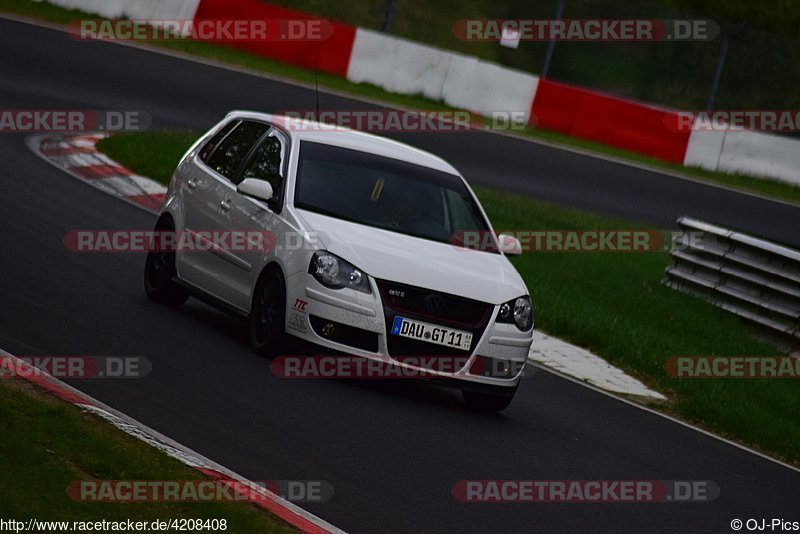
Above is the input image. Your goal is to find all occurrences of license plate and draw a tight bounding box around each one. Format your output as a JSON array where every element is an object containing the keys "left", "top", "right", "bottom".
[{"left": 391, "top": 317, "right": 472, "bottom": 351}]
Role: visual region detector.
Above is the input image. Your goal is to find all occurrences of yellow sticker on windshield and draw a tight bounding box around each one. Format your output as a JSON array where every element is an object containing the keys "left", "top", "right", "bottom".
[{"left": 370, "top": 178, "right": 385, "bottom": 202}]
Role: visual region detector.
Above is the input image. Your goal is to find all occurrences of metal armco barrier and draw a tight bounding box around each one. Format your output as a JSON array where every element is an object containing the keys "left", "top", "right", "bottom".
[{"left": 664, "top": 217, "right": 800, "bottom": 341}]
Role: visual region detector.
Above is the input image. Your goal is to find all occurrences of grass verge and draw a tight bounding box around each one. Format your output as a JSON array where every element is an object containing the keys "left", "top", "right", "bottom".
[
  {"left": 0, "top": 378, "right": 293, "bottom": 531},
  {"left": 3, "top": 0, "right": 800, "bottom": 205},
  {"left": 99, "top": 130, "right": 800, "bottom": 465}
]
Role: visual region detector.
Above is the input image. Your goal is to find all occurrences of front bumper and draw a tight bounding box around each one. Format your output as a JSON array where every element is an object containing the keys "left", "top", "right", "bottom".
[{"left": 283, "top": 272, "right": 533, "bottom": 387}]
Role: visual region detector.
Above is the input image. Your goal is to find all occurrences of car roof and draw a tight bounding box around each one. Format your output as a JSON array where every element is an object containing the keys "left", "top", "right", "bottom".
[{"left": 225, "top": 110, "right": 462, "bottom": 176}]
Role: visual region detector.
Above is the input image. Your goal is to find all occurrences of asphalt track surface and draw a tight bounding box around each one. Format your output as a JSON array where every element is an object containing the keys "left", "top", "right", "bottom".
[{"left": 1, "top": 17, "right": 799, "bottom": 533}]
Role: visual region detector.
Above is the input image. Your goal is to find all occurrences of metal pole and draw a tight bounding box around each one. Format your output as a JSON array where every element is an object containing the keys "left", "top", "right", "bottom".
[
  {"left": 382, "top": 0, "right": 397, "bottom": 34},
  {"left": 541, "top": 0, "right": 565, "bottom": 78},
  {"left": 706, "top": 29, "right": 731, "bottom": 111}
]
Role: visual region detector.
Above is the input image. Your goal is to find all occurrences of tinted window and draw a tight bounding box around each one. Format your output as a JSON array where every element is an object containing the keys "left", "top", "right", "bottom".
[
  {"left": 242, "top": 135, "right": 283, "bottom": 193},
  {"left": 445, "top": 189, "right": 479, "bottom": 231},
  {"left": 205, "top": 121, "right": 269, "bottom": 180},
  {"left": 200, "top": 120, "right": 238, "bottom": 163},
  {"left": 294, "top": 141, "right": 492, "bottom": 247}
]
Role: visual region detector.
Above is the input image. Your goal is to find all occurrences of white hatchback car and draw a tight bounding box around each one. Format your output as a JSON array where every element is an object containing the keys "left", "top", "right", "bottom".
[{"left": 144, "top": 111, "right": 533, "bottom": 411}]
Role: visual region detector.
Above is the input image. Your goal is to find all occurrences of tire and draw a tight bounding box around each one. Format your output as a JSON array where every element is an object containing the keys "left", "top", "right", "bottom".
[
  {"left": 462, "top": 384, "right": 518, "bottom": 412},
  {"left": 248, "top": 267, "right": 287, "bottom": 358},
  {"left": 143, "top": 218, "right": 190, "bottom": 307}
]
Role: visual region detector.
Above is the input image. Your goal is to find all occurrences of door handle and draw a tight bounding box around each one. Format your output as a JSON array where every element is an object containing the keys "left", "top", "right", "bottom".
[
  {"left": 220, "top": 199, "right": 231, "bottom": 212},
  {"left": 187, "top": 178, "right": 198, "bottom": 190}
]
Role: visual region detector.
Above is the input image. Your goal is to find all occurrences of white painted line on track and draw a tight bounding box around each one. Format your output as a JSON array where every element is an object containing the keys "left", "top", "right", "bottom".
[{"left": 529, "top": 363, "right": 800, "bottom": 474}]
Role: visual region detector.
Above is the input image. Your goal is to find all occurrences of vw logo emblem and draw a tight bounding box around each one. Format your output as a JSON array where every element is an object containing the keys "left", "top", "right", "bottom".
[{"left": 424, "top": 294, "right": 447, "bottom": 316}]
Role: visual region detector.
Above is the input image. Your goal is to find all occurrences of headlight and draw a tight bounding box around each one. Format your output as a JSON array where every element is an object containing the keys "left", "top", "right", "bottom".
[
  {"left": 308, "top": 251, "right": 371, "bottom": 294},
  {"left": 496, "top": 296, "right": 533, "bottom": 331}
]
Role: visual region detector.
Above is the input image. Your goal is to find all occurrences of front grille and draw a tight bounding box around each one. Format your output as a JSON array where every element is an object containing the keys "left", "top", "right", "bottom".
[
  {"left": 377, "top": 280, "right": 493, "bottom": 365},
  {"left": 376, "top": 280, "right": 492, "bottom": 328}
]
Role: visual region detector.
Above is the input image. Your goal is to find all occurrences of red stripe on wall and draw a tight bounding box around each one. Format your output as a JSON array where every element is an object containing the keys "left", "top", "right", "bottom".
[
  {"left": 530, "top": 79, "right": 691, "bottom": 164},
  {"left": 194, "top": 0, "right": 356, "bottom": 77}
]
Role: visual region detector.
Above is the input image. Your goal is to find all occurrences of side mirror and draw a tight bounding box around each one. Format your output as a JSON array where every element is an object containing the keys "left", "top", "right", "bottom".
[
  {"left": 498, "top": 233, "right": 522, "bottom": 256},
  {"left": 237, "top": 178, "right": 274, "bottom": 203}
]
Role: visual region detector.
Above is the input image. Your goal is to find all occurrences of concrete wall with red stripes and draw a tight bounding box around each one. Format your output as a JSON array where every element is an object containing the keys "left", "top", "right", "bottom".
[
  {"left": 195, "top": 0, "right": 356, "bottom": 76},
  {"left": 34, "top": 0, "right": 202, "bottom": 20},
  {"left": 684, "top": 128, "right": 800, "bottom": 186},
  {"left": 40, "top": 0, "right": 800, "bottom": 186},
  {"left": 529, "top": 79, "right": 692, "bottom": 164},
  {"left": 346, "top": 28, "right": 539, "bottom": 122}
]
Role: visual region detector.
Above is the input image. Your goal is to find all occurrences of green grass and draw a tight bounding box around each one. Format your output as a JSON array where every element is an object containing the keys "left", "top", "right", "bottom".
[
  {"left": 4, "top": 0, "right": 800, "bottom": 205},
  {"left": 98, "top": 130, "right": 800, "bottom": 465},
  {"left": 98, "top": 130, "right": 198, "bottom": 184},
  {"left": 0, "top": 379, "right": 293, "bottom": 531},
  {"left": 479, "top": 189, "right": 799, "bottom": 463}
]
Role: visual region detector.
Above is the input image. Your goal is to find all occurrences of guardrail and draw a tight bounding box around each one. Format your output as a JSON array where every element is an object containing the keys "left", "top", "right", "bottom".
[{"left": 664, "top": 217, "right": 800, "bottom": 341}]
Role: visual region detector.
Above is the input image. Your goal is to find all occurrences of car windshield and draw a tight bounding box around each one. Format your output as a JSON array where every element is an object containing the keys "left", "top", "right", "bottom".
[{"left": 294, "top": 141, "right": 496, "bottom": 250}]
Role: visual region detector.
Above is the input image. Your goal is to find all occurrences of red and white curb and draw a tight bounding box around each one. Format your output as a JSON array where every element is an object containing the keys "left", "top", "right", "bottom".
[
  {"left": 30, "top": 133, "right": 166, "bottom": 213},
  {"left": 0, "top": 349, "right": 345, "bottom": 534}
]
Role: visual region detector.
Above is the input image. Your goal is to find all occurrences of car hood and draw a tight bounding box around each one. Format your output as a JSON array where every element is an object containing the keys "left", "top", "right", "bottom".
[{"left": 296, "top": 209, "right": 527, "bottom": 304}]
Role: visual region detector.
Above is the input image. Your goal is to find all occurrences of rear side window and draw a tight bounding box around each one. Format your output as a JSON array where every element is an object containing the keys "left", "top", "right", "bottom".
[
  {"left": 200, "top": 120, "right": 238, "bottom": 163},
  {"left": 242, "top": 135, "right": 283, "bottom": 192},
  {"left": 205, "top": 121, "right": 269, "bottom": 180}
]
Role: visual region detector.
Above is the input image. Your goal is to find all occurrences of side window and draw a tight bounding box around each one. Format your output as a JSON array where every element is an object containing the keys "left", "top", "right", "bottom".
[
  {"left": 200, "top": 120, "right": 238, "bottom": 163},
  {"left": 445, "top": 189, "right": 478, "bottom": 232},
  {"left": 205, "top": 121, "right": 269, "bottom": 181},
  {"left": 241, "top": 135, "right": 284, "bottom": 195}
]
